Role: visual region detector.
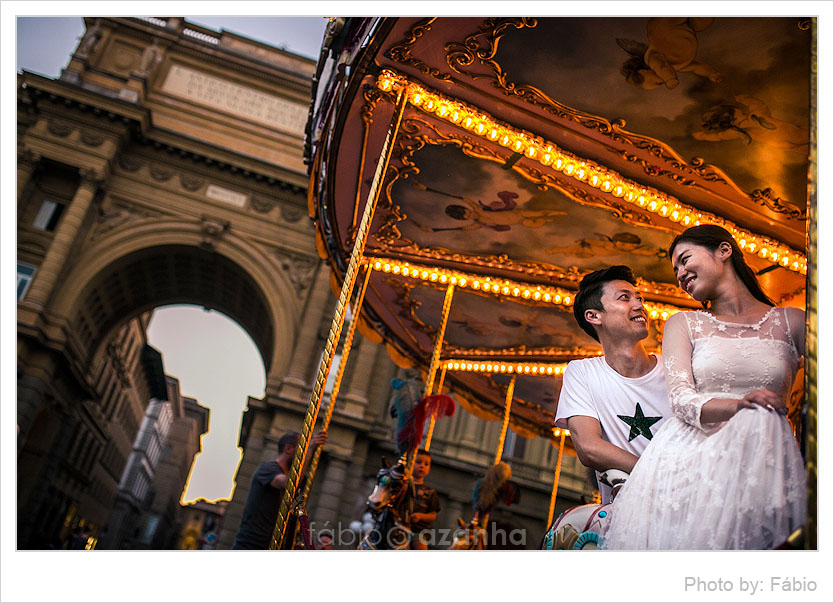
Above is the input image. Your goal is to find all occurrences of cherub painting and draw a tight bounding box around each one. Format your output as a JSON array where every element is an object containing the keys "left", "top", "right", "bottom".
[
  {"left": 617, "top": 17, "right": 721, "bottom": 90},
  {"left": 546, "top": 232, "right": 667, "bottom": 259},
  {"left": 410, "top": 180, "right": 566, "bottom": 232},
  {"left": 692, "top": 94, "right": 809, "bottom": 152}
]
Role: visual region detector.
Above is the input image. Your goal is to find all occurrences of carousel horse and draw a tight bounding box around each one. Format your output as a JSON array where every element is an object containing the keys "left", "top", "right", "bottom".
[
  {"left": 540, "top": 469, "right": 629, "bottom": 550},
  {"left": 358, "top": 458, "right": 415, "bottom": 550},
  {"left": 449, "top": 462, "right": 521, "bottom": 550}
]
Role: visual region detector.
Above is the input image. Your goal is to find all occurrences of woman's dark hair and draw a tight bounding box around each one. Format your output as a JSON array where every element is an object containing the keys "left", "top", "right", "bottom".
[{"left": 668, "top": 224, "right": 774, "bottom": 308}]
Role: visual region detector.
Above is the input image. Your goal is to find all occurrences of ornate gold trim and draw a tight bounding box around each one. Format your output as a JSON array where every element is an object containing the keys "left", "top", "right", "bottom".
[{"left": 383, "top": 17, "right": 450, "bottom": 80}]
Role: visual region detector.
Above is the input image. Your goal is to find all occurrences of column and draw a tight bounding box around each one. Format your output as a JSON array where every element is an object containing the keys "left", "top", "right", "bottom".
[
  {"left": 18, "top": 149, "right": 40, "bottom": 201},
  {"left": 339, "top": 335, "right": 376, "bottom": 418},
  {"left": 281, "top": 264, "right": 332, "bottom": 396},
  {"left": 312, "top": 453, "right": 349, "bottom": 527},
  {"left": 445, "top": 498, "right": 466, "bottom": 526},
  {"left": 23, "top": 169, "right": 103, "bottom": 310}
]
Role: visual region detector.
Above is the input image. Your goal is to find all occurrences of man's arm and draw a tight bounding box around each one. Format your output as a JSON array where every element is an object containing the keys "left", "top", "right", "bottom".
[{"left": 566, "top": 415, "right": 640, "bottom": 473}]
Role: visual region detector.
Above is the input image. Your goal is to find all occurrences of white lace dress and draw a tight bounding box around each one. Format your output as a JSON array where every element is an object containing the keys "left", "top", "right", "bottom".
[{"left": 601, "top": 306, "right": 806, "bottom": 550}]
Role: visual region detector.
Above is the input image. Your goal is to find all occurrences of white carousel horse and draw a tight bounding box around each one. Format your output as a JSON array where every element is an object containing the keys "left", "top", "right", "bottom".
[{"left": 541, "top": 469, "right": 629, "bottom": 550}]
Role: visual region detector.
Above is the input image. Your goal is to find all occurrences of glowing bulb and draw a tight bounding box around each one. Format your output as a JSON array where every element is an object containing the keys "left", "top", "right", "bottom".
[
  {"left": 476, "top": 122, "right": 485, "bottom": 134},
  {"left": 543, "top": 293, "right": 552, "bottom": 302},
  {"left": 563, "top": 296, "right": 571, "bottom": 305},
  {"left": 613, "top": 185, "right": 624, "bottom": 197},
  {"left": 451, "top": 110, "right": 462, "bottom": 123},
  {"left": 473, "top": 280, "right": 480, "bottom": 290},
  {"left": 492, "top": 284, "right": 500, "bottom": 293},
  {"left": 502, "top": 286, "right": 510, "bottom": 295},
  {"left": 430, "top": 272, "right": 438, "bottom": 282},
  {"left": 546, "top": 366, "right": 554, "bottom": 375},
  {"left": 488, "top": 128, "right": 499, "bottom": 140},
  {"left": 564, "top": 163, "right": 575, "bottom": 176},
  {"left": 533, "top": 291, "right": 541, "bottom": 300},
  {"left": 522, "top": 289, "right": 531, "bottom": 299},
  {"left": 411, "top": 92, "right": 422, "bottom": 105},
  {"left": 450, "top": 276, "right": 458, "bottom": 284},
  {"left": 374, "top": 261, "right": 382, "bottom": 269},
  {"left": 392, "top": 265, "right": 400, "bottom": 274},
  {"left": 459, "top": 277, "right": 467, "bottom": 287},
  {"left": 553, "top": 294, "right": 561, "bottom": 304},
  {"left": 440, "top": 274, "right": 448, "bottom": 283},
  {"left": 649, "top": 200, "right": 658, "bottom": 211},
  {"left": 600, "top": 180, "right": 612, "bottom": 192},
  {"left": 512, "top": 287, "right": 520, "bottom": 296},
  {"left": 421, "top": 271, "right": 428, "bottom": 279},
  {"left": 554, "top": 157, "right": 564, "bottom": 170},
  {"left": 383, "top": 263, "right": 391, "bottom": 272}
]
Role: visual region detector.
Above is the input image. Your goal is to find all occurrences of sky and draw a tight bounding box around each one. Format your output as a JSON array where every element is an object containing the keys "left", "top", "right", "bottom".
[
  {"left": 15, "top": 15, "right": 329, "bottom": 504},
  {"left": 4, "top": 4, "right": 834, "bottom": 603}
]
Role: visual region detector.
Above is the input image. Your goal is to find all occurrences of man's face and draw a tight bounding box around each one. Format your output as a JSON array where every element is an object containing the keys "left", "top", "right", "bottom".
[
  {"left": 413, "top": 454, "right": 431, "bottom": 479},
  {"left": 593, "top": 280, "right": 649, "bottom": 342}
]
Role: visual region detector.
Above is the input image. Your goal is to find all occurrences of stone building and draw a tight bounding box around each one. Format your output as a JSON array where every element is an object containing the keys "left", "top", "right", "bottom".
[{"left": 17, "top": 16, "right": 587, "bottom": 551}]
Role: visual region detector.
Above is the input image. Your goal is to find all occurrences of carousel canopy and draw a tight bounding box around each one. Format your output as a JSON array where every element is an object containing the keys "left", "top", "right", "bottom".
[{"left": 305, "top": 17, "right": 811, "bottom": 446}]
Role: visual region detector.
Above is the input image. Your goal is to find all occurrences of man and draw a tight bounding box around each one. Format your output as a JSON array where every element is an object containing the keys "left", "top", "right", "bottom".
[
  {"left": 408, "top": 449, "right": 441, "bottom": 550},
  {"left": 555, "top": 265, "right": 672, "bottom": 504},
  {"left": 232, "top": 429, "right": 327, "bottom": 549}
]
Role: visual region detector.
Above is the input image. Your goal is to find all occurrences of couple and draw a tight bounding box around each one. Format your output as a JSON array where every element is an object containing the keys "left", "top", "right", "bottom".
[{"left": 555, "top": 224, "right": 806, "bottom": 550}]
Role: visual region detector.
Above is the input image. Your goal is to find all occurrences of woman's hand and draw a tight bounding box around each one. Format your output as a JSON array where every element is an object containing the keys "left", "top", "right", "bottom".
[{"left": 737, "top": 389, "right": 788, "bottom": 415}]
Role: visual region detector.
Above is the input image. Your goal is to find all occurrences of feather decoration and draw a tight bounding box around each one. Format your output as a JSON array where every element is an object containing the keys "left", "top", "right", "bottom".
[
  {"left": 388, "top": 377, "right": 457, "bottom": 455},
  {"left": 474, "top": 462, "right": 512, "bottom": 512}
]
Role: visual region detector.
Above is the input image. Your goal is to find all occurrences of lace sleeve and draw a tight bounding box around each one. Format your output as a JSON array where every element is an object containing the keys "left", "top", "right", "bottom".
[{"left": 662, "top": 312, "right": 723, "bottom": 434}]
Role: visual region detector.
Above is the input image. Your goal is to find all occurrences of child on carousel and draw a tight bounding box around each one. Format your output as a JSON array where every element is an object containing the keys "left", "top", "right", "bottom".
[{"left": 409, "top": 449, "right": 441, "bottom": 549}]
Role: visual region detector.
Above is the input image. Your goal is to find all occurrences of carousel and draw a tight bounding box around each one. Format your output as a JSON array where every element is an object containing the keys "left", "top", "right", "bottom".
[{"left": 270, "top": 17, "right": 817, "bottom": 549}]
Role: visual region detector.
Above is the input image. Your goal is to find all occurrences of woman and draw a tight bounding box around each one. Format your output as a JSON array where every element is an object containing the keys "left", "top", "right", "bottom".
[{"left": 601, "top": 224, "right": 805, "bottom": 549}]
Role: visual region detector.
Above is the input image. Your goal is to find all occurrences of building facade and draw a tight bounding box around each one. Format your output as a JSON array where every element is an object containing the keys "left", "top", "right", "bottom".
[{"left": 17, "top": 17, "right": 588, "bottom": 551}]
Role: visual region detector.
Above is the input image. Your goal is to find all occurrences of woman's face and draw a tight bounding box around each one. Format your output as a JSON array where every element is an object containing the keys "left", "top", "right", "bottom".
[{"left": 671, "top": 241, "right": 728, "bottom": 301}]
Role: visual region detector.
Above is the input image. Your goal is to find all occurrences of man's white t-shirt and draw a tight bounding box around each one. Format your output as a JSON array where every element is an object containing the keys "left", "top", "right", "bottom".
[{"left": 555, "top": 354, "right": 671, "bottom": 503}]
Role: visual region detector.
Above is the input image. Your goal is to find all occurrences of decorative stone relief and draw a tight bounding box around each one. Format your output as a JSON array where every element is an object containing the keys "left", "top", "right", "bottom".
[
  {"left": 179, "top": 174, "right": 204, "bottom": 192},
  {"left": 92, "top": 203, "right": 162, "bottom": 241},
  {"left": 251, "top": 195, "right": 277, "bottom": 213},
  {"left": 117, "top": 155, "right": 143, "bottom": 172},
  {"left": 80, "top": 130, "right": 105, "bottom": 147},
  {"left": 277, "top": 253, "right": 319, "bottom": 297},
  {"left": 149, "top": 164, "right": 174, "bottom": 182},
  {"left": 200, "top": 216, "right": 230, "bottom": 250},
  {"left": 280, "top": 204, "right": 306, "bottom": 223},
  {"left": 47, "top": 119, "right": 73, "bottom": 138}
]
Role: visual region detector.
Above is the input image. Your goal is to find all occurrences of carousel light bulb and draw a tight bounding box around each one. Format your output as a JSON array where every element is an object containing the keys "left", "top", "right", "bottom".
[
  {"left": 513, "top": 139, "right": 524, "bottom": 152},
  {"left": 463, "top": 116, "right": 473, "bottom": 129},
  {"left": 473, "top": 280, "right": 481, "bottom": 290},
  {"left": 502, "top": 286, "right": 510, "bottom": 295},
  {"left": 553, "top": 294, "right": 561, "bottom": 303},
  {"left": 487, "top": 364, "right": 493, "bottom": 372},
  {"left": 554, "top": 157, "right": 564, "bottom": 170},
  {"left": 650, "top": 309, "right": 658, "bottom": 319},
  {"left": 600, "top": 180, "right": 613, "bottom": 192},
  {"left": 374, "top": 261, "right": 382, "bottom": 270},
  {"left": 543, "top": 293, "right": 552, "bottom": 302},
  {"left": 541, "top": 152, "right": 553, "bottom": 165},
  {"left": 781, "top": 257, "right": 790, "bottom": 266},
  {"left": 624, "top": 189, "right": 635, "bottom": 202},
  {"left": 421, "top": 271, "right": 429, "bottom": 279},
  {"left": 425, "top": 99, "right": 435, "bottom": 111},
  {"left": 383, "top": 263, "right": 391, "bottom": 272},
  {"left": 492, "top": 284, "right": 500, "bottom": 293},
  {"left": 577, "top": 167, "right": 586, "bottom": 180},
  {"left": 488, "top": 128, "right": 499, "bottom": 140},
  {"left": 637, "top": 195, "right": 647, "bottom": 207},
  {"left": 649, "top": 200, "right": 658, "bottom": 211},
  {"left": 430, "top": 272, "right": 439, "bottom": 282},
  {"left": 670, "top": 210, "right": 681, "bottom": 222},
  {"left": 531, "top": 366, "right": 538, "bottom": 374},
  {"left": 500, "top": 134, "right": 511, "bottom": 147},
  {"left": 613, "top": 185, "right": 625, "bottom": 197},
  {"left": 380, "top": 78, "right": 392, "bottom": 91},
  {"left": 526, "top": 146, "right": 537, "bottom": 159},
  {"left": 590, "top": 174, "right": 600, "bottom": 187},
  {"left": 659, "top": 204, "right": 670, "bottom": 217},
  {"left": 748, "top": 242, "right": 757, "bottom": 252},
  {"left": 771, "top": 252, "right": 779, "bottom": 262},
  {"left": 759, "top": 247, "right": 769, "bottom": 258},
  {"left": 466, "top": 363, "right": 473, "bottom": 371},
  {"left": 512, "top": 287, "right": 520, "bottom": 296},
  {"left": 451, "top": 110, "right": 462, "bottom": 123},
  {"left": 522, "top": 289, "right": 531, "bottom": 299},
  {"left": 661, "top": 311, "right": 669, "bottom": 320},
  {"left": 517, "top": 364, "right": 524, "bottom": 373},
  {"left": 450, "top": 276, "right": 458, "bottom": 284},
  {"left": 440, "top": 274, "right": 448, "bottom": 283},
  {"left": 564, "top": 296, "right": 571, "bottom": 305},
  {"left": 392, "top": 265, "right": 401, "bottom": 274},
  {"left": 476, "top": 122, "right": 486, "bottom": 134},
  {"left": 546, "top": 366, "right": 554, "bottom": 375},
  {"left": 411, "top": 92, "right": 422, "bottom": 105},
  {"left": 533, "top": 291, "right": 541, "bottom": 300},
  {"left": 564, "top": 162, "right": 575, "bottom": 176},
  {"left": 459, "top": 277, "right": 467, "bottom": 287}
]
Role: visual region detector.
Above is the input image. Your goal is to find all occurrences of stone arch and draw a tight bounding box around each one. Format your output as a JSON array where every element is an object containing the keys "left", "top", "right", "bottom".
[{"left": 51, "top": 219, "right": 303, "bottom": 380}]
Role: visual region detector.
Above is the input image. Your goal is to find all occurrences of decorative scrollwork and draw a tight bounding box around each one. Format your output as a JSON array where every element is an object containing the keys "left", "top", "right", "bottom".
[
  {"left": 384, "top": 18, "right": 452, "bottom": 81},
  {"left": 751, "top": 188, "right": 806, "bottom": 220}
]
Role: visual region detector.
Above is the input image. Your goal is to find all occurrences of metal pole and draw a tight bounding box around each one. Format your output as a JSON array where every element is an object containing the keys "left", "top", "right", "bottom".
[
  {"left": 270, "top": 89, "right": 408, "bottom": 549},
  {"left": 299, "top": 265, "right": 373, "bottom": 504},
  {"left": 494, "top": 374, "right": 517, "bottom": 465},
  {"left": 406, "top": 282, "right": 455, "bottom": 476},
  {"left": 423, "top": 366, "right": 447, "bottom": 451},
  {"left": 546, "top": 430, "right": 567, "bottom": 527}
]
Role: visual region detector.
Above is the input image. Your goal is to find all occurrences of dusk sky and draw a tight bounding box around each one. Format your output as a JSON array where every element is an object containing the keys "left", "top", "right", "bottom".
[{"left": 15, "top": 15, "right": 330, "bottom": 503}]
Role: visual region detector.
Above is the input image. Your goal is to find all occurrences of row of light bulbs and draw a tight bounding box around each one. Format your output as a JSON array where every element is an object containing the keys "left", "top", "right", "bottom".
[
  {"left": 376, "top": 71, "right": 807, "bottom": 275},
  {"left": 369, "top": 257, "right": 684, "bottom": 320},
  {"left": 444, "top": 359, "right": 569, "bottom": 375},
  {"left": 369, "top": 257, "right": 573, "bottom": 306}
]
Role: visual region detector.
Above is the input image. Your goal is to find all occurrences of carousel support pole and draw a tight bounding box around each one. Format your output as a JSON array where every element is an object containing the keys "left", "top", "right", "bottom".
[
  {"left": 494, "top": 374, "right": 517, "bottom": 466},
  {"left": 299, "top": 265, "right": 373, "bottom": 504},
  {"left": 406, "top": 282, "right": 455, "bottom": 475},
  {"left": 423, "top": 366, "right": 447, "bottom": 451},
  {"left": 546, "top": 430, "right": 567, "bottom": 527},
  {"left": 270, "top": 88, "right": 409, "bottom": 549}
]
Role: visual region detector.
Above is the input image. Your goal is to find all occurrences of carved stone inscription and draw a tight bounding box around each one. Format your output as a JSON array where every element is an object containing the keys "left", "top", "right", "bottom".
[{"left": 161, "top": 64, "right": 307, "bottom": 135}]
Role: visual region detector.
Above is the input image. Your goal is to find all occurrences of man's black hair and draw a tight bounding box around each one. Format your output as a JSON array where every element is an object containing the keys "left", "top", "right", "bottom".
[
  {"left": 573, "top": 265, "right": 637, "bottom": 342},
  {"left": 277, "top": 431, "right": 301, "bottom": 454}
]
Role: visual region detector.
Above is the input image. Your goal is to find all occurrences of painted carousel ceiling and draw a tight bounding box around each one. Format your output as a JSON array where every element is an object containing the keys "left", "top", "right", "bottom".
[{"left": 307, "top": 17, "right": 812, "bottom": 443}]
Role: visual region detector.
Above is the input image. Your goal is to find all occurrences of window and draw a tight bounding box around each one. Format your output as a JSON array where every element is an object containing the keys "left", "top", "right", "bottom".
[
  {"left": 17, "top": 263, "right": 37, "bottom": 300},
  {"left": 502, "top": 431, "right": 527, "bottom": 461},
  {"left": 32, "top": 200, "right": 65, "bottom": 231}
]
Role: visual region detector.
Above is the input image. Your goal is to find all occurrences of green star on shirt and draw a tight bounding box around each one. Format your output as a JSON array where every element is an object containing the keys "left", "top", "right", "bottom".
[{"left": 617, "top": 403, "right": 662, "bottom": 442}]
